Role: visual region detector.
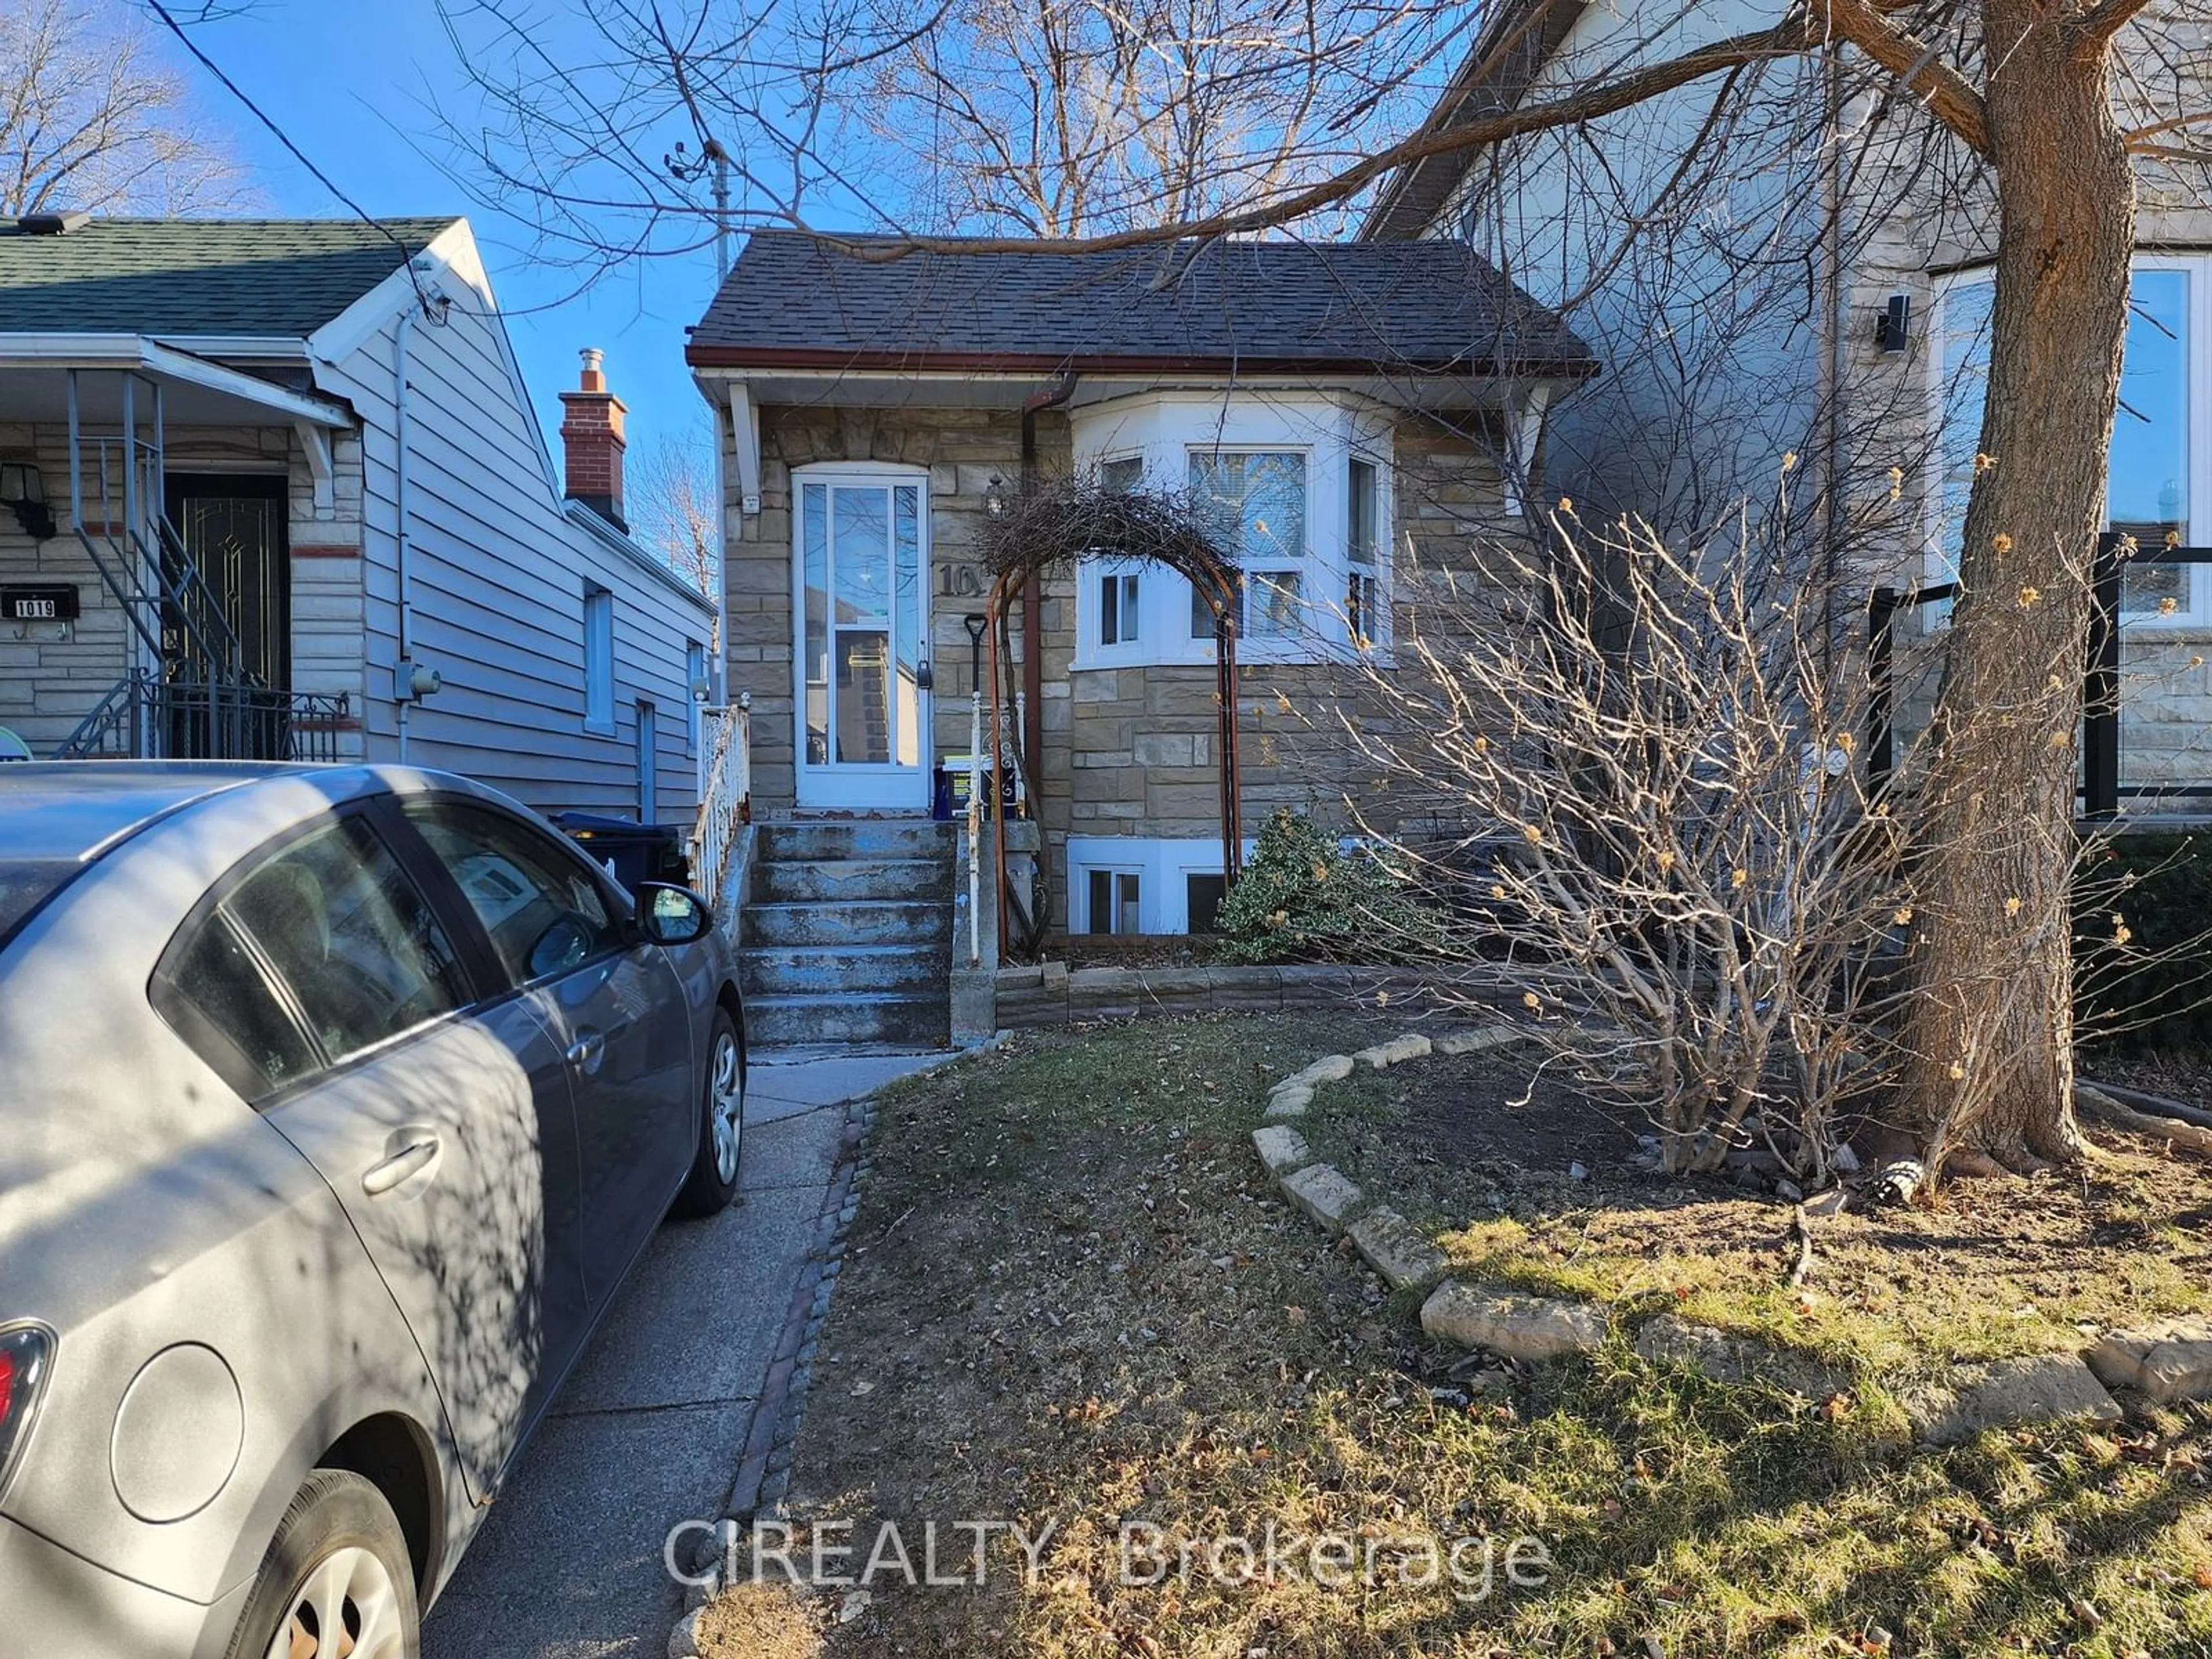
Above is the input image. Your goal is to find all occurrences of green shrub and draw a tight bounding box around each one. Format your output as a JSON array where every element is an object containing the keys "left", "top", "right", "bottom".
[
  {"left": 1215, "top": 808, "right": 1448, "bottom": 965},
  {"left": 2074, "top": 831, "right": 2212, "bottom": 1053}
]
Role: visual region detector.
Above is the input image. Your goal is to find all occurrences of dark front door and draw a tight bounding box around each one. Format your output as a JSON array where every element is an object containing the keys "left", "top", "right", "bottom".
[{"left": 165, "top": 474, "right": 290, "bottom": 757}]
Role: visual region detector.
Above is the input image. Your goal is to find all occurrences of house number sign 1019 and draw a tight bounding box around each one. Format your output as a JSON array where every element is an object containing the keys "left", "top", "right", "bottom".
[{"left": 2, "top": 585, "right": 79, "bottom": 623}]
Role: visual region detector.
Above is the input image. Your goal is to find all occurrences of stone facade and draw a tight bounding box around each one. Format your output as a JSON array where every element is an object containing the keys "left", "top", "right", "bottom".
[{"left": 721, "top": 397, "right": 1528, "bottom": 926}]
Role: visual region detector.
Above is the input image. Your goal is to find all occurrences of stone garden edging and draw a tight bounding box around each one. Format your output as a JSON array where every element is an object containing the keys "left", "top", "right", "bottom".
[{"left": 1251, "top": 1026, "right": 2211, "bottom": 1440}]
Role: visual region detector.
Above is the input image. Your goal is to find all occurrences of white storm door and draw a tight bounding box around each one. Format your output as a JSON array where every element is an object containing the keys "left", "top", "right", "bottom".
[{"left": 795, "top": 473, "right": 930, "bottom": 810}]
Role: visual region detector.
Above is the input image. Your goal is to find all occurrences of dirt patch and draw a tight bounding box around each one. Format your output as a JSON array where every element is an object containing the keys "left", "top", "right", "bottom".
[
  {"left": 1310, "top": 1048, "right": 2212, "bottom": 1376},
  {"left": 699, "top": 1016, "right": 2212, "bottom": 1659},
  {"left": 2090, "top": 1047, "right": 2212, "bottom": 1110},
  {"left": 1044, "top": 933, "right": 1227, "bottom": 969}
]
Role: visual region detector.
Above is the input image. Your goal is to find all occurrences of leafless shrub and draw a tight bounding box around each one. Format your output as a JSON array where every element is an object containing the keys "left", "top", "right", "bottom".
[{"left": 1346, "top": 507, "right": 1915, "bottom": 1182}]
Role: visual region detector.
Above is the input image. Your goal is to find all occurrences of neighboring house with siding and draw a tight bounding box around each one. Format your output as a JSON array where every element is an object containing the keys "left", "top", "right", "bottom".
[
  {"left": 0, "top": 215, "right": 715, "bottom": 825},
  {"left": 686, "top": 233, "right": 1592, "bottom": 986},
  {"left": 1362, "top": 0, "right": 2212, "bottom": 815}
]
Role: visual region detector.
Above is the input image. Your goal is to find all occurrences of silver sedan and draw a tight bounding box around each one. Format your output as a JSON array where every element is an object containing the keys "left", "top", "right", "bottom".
[{"left": 0, "top": 762, "right": 748, "bottom": 1659}]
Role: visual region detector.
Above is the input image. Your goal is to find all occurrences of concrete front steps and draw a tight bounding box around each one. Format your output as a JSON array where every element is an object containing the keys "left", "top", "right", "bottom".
[{"left": 739, "top": 819, "right": 956, "bottom": 1046}]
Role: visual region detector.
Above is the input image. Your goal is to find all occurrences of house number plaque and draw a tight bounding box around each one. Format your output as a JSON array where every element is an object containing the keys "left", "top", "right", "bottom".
[
  {"left": 935, "top": 562, "right": 987, "bottom": 599},
  {"left": 2, "top": 585, "right": 79, "bottom": 622}
]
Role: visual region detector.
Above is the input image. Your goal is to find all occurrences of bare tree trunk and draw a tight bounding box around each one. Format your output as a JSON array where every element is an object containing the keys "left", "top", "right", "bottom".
[{"left": 1897, "top": 1, "right": 2136, "bottom": 1173}]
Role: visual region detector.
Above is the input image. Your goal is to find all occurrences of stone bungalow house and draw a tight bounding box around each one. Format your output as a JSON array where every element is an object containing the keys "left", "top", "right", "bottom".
[
  {"left": 1361, "top": 0, "right": 2212, "bottom": 815},
  {"left": 686, "top": 235, "right": 1593, "bottom": 979},
  {"left": 0, "top": 214, "right": 715, "bottom": 824}
]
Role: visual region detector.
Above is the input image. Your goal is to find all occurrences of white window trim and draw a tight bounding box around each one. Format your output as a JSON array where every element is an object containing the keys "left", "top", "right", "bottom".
[
  {"left": 1066, "top": 835, "right": 1258, "bottom": 934},
  {"left": 1068, "top": 391, "right": 1394, "bottom": 668},
  {"left": 1931, "top": 257, "right": 2212, "bottom": 630}
]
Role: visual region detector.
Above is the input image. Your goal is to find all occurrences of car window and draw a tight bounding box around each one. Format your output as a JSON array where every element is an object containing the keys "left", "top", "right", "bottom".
[
  {"left": 406, "top": 802, "right": 626, "bottom": 988},
  {"left": 153, "top": 816, "right": 468, "bottom": 1101},
  {"left": 158, "top": 911, "right": 321, "bottom": 1097},
  {"left": 225, "top": 819, "right": 469, "bottom": 1067}
]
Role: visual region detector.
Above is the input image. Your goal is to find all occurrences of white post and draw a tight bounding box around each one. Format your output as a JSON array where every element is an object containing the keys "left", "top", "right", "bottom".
[{"left": 967, "top": 688, "right": 984, "bottom": 968}]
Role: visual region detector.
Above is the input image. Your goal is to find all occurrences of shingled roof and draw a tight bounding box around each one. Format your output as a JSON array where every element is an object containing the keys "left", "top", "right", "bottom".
[
  {"left": 0, "top": 217, "right": 459, "bottom": 337},
  {"left": 688, "top": 233, "right": 1596, "bottom": 377}
]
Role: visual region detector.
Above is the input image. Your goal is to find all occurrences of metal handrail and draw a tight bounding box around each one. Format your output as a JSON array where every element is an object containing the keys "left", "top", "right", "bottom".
[
  {"left": 688, "top": 695, "right": 752, "bottom": 914},
  {"left": 55, "top": 675, "right": 351, "bottom": 762}
]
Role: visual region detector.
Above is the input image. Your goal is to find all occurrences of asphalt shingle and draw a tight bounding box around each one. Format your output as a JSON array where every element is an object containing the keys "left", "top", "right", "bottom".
[
  {"left": 688, "top": 233, "right": 1596, "bottom": 376},
  {"left": 0, "top": 217, "right": 459, "bottom": 337}
]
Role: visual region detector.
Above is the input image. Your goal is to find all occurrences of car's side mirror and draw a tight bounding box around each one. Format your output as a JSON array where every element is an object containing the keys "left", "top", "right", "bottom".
[{"left": 636, "top": 882, "right": 714, "bottom": 946}]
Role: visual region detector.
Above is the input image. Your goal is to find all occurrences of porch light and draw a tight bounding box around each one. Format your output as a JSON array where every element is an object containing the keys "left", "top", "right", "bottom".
[
  {"left": 0, "top": 463, "right": 54, "bottom": 541},
  {"left": 982, "top": 475, "right": 1009, "bottom": 518}
]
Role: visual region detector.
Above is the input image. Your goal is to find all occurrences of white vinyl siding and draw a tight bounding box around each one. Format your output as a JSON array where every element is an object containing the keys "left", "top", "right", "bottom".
[{"left": 316, "top": 259, "right": 715, "bottom": 820}]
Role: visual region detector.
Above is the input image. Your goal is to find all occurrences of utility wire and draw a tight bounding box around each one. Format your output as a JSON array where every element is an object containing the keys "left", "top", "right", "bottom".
[{"left": 142, "top": 0, "right": 437, "bottom": 314}]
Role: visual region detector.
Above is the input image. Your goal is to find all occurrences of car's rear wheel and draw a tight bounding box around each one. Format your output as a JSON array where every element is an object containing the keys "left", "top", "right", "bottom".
[
  {"left": 672, "top": 1006, "right": 745, "bottom": 1218},
  {"left": 227, "top": 1468, "right": 418, "bottom": 1659}
]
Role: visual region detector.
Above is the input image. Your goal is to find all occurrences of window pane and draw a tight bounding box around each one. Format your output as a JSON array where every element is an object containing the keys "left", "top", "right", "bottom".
[
  {"left": 893, "top": 486, "right": 922, "bottom": 766},
  {"left": 1936, "top": 277, "right": 1995, "bottom": 595},
  {"left": 1116, "top": 872, "right": 1142, "bottom": 934},
  {"left": 1087, "top": 869, "right": 1113, "bottom": 935},
  {"left": 1349, "top": 457, "right": 1378, "bottom": 567},
  {"left": 1349, "top": 573, "right": 1383, "bottom": 646},
  {"left": 228, "top": 820, "right": 468, "bottom": 1066},
  {"left": 1186, "top": 873, "right": 1226, "bottom": 934},
  {"left": 584, "top": 588, "right": 614, "bottom": 727},
  {"left": 834, "top": 487, "right": 891, "bottom": 619},
  {"left": 161, "top": 911, "right": 318, "bottom": 1096},
  {"left": 2112, "top": 270, "right": 2191, "bottom": 614},
  {"left": 836, "top": 631, "right": 893, "bottom": 763},
  {"left": 1190, "top": 576, "right": 1226, "bottom": 639},
  {"left": 410, "top": 805, "right": 624, "bottom": 987},
  {"left": 1100, "top": 456, "right": 1142, "bottom": 494},
  {"left": 802, "top": 484, "right": 829, "bottom": 763},
  {"left": 1100, "top": 572, "right": 1121, "bottom": 645},
  {"left": 1189, "top": 451, "right": 1307, "bottom": 564},
  {"left": 1248, "top": 570, "right": 1304, "bottom": 637}
]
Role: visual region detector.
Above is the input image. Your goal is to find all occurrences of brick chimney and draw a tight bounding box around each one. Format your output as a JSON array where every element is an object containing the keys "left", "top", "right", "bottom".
[{"left": 558, "top": 347, "right": 628, "bottom": 531}]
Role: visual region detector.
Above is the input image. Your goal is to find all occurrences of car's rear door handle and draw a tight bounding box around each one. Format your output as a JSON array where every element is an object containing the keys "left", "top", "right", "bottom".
[
  {"left": 363, "top": 1131, "right": 444, "bottom": 1198},
  {"left": 565, "top": 1032, "right": 606, "bottom": 1071}
]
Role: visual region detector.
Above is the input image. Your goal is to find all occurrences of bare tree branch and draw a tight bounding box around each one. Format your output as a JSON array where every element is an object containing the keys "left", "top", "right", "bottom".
[{"left": 0, "top": 0, "right": 252, "bottom": 216}]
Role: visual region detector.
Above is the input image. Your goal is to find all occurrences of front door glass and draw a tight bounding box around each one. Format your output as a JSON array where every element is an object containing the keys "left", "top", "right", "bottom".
[{"left": 799, "top": 476, "right": 926, "bottom": 807}]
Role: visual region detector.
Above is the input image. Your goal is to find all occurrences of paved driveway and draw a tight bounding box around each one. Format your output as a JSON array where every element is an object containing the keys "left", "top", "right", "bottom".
[{"left": 421, "top": 1047, "right": 943, "bottom": 1659}]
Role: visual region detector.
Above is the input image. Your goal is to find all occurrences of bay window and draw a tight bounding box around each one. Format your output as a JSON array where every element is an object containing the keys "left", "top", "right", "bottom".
[
  {"left": 1069, "top": 392, "right": 1393, "bottom": 666},
  {"left": 1936, "top": 258, "right": 2209, "bottom": 625}
]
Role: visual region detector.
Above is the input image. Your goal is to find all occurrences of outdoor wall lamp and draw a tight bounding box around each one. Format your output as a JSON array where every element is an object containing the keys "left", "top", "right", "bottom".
[
  {"left": 982, "top": 475, "right": 1009, "bottom": 518},
  {"left": 0, "top": 463, "right": 55, "bottom": 541}
]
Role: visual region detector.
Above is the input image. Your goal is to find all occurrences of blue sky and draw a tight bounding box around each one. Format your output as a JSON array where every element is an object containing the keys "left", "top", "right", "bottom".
[{"left": 187, "top": 0, "right": 718, "bottom": 472}]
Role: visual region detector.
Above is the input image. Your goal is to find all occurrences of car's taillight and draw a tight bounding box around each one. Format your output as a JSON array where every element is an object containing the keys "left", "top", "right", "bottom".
[{"left": 0, "top": 1325, "right": 54, "bottom": 1495}]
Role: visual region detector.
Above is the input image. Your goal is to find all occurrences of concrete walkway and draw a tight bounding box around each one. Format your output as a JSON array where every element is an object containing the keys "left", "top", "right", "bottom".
[{"left": 421, "top": 1046, "right": 948, "bottom": 1659}]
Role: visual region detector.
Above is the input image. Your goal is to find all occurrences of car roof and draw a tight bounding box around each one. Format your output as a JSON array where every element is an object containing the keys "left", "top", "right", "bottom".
[{"left": 0, "top": 762, "right": 361, "bottom": 861}]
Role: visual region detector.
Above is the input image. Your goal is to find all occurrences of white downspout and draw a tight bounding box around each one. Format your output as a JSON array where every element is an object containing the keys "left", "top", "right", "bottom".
[
  {"left": 395, "top": 301, "right": 419, "bottom": 763},
  {"left": 391, "top": 285, "right": 450, "bottom": 761}
]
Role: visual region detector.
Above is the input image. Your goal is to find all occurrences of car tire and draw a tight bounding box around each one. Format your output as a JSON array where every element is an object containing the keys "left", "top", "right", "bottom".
[
  {"left": 671, "top": 1005, "right": 746, "bottom": 1218},
  {"left": 225, "top": 1468, "right": 419, "bottom": 1659}
]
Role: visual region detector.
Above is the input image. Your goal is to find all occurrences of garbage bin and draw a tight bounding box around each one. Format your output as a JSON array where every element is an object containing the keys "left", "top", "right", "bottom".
[{"left": 552, "top": 812, "right": 687, "bottom": 892}]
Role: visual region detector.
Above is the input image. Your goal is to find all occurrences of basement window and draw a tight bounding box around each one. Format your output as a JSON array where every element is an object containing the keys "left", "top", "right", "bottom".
[{"left": 1086, "top": 869, "right": 1142, "bottom": 935}]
